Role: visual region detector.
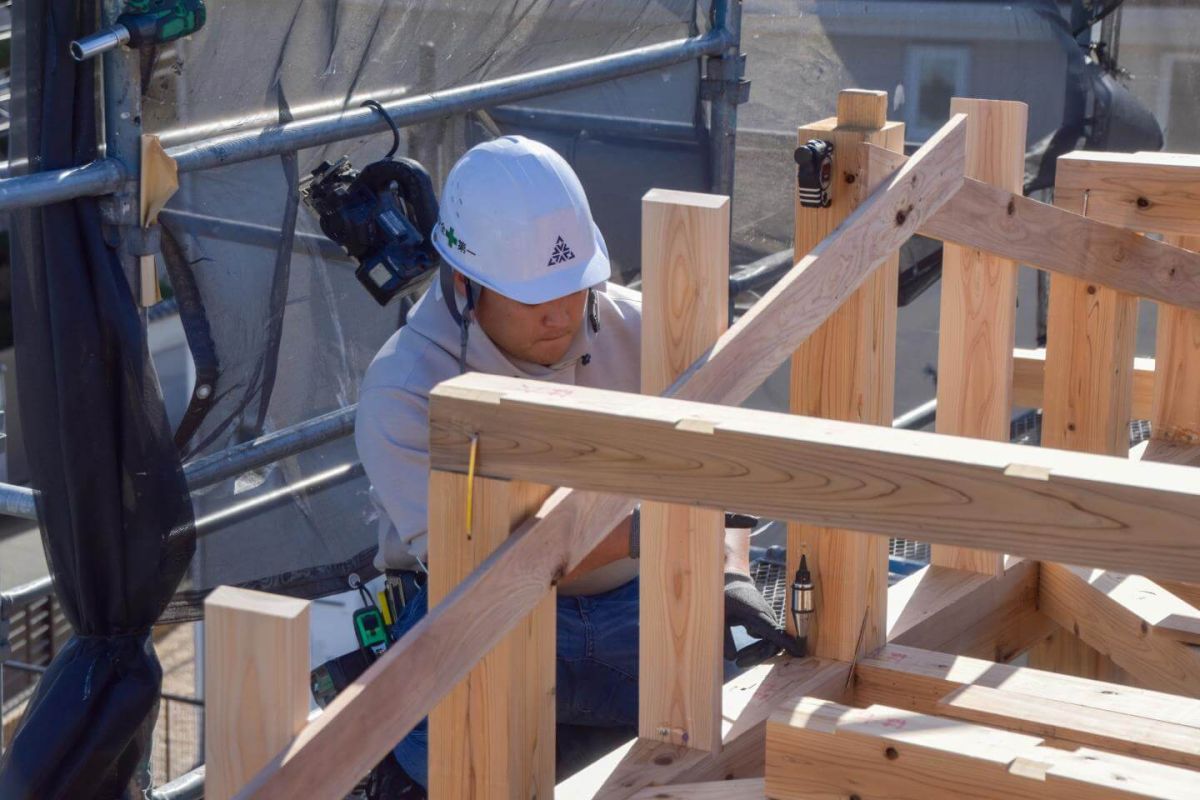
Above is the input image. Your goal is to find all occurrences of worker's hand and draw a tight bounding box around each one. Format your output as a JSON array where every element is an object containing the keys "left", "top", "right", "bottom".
[{"left": 723, "top": 571, "right": 805, "bottom": 667}]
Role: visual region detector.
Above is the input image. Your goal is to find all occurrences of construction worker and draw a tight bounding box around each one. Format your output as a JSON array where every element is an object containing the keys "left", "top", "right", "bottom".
[{"left": 355, "top": 135, "right": 798, "bottom": 794}]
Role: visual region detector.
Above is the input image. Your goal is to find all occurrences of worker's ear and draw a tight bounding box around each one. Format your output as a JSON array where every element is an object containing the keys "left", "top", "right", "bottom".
[{"left": 452, "top": 271, "right": 467, "bottom": 295}]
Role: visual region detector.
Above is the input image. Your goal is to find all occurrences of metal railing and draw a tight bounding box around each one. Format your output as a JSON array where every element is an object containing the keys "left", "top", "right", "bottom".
[{"left": 0, "top": 3, "right": 741, "bottom": 212}]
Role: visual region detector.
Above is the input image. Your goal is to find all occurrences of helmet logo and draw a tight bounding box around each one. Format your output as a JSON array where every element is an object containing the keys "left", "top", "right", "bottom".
[
  {"left": 438, "top": 221, "right": 476, "bottom": 256},
  {"left": 547, "top": 236, "right": 576, "bottom": 267}
]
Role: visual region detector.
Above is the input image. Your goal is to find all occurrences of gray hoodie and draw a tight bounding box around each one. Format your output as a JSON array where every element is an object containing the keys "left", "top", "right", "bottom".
[{"left": 355, "top": 279, "right": 642, "bottom": 595}]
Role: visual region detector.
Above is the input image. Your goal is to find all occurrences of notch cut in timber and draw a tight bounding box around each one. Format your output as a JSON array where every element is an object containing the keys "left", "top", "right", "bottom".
[{"left": 233, "top": 111, "right": 970, "bottom": 800}]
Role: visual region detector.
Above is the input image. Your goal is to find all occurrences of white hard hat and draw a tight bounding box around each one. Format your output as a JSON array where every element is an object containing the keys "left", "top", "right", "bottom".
[{"left": 432, "top": 136, "right": 611, "bottom": 304}]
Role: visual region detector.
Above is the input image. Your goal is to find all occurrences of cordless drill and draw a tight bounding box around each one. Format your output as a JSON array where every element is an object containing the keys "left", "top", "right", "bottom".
[{"left": 71, "top": 0, "right": 207, "bottom": 61}]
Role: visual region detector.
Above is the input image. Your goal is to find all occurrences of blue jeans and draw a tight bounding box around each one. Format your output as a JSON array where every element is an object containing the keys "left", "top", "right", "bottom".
[{"left": 390, "top": 578, "right": 640, "bottom": 789}]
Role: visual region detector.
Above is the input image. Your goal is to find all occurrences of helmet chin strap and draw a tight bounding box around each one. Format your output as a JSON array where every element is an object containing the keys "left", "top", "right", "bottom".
[
  {"left": 587, "top": 287, "right": 600, "bottom": 334},
  {"left": 439, "top": 264, "right": 476, "bottom": 374},
  {"left": 441, "top": 266, "right": 600, "bottom": 374}
]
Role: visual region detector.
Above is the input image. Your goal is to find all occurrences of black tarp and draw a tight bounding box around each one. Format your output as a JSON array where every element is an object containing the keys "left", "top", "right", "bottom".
[{"left": 0, "top": 1, "right": 197, "bottom": 797}]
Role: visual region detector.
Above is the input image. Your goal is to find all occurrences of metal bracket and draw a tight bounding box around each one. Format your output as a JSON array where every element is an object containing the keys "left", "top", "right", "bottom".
[{"left": 701, "top": 53, "right": 751, "bottom": 105}]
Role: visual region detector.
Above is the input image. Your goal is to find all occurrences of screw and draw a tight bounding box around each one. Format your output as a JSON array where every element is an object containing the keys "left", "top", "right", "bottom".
[{"left": 195, "top": 384, "right": 212, "bottom": 400}]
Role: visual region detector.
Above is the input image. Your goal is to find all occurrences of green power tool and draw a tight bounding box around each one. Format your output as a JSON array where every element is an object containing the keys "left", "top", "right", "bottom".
[{"left": 71, "top": 0, "right": 207, "bottom": 61}]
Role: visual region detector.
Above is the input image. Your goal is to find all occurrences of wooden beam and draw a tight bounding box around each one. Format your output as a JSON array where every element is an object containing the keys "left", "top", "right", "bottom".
[
  {"left": 1038, "top": 563, "right": 1200, "bottom": 696},
  {"left": 557, "top": 658, "right": 848, "bottom": 799},
  {"left": 887, "top": 559, "right": 1054, "bottom": 661},
  {"left": 938, "top": 684, "right": 1200, "bottom": 770},
  {"left": 639, "top": 189, "right": 729, "bottom": 752},
  {"left": 1012, "top": 347, "right": 1155, "bottom": 419},
  {"left": 864, "top": 144, "right": 1200, "bottom": 313},
  {"left": 856, "top": 643, "right": 1200, "bottom": 770},
  {"left": 204, "top": 587, "right": 309, "bottom": 800},
  {"left": 1027, "top": 160, "right": 1141, "bottom": 677},
  {"left": 628, "top": 778, "right": 764, "bottom": 799},
  {"left": 930, "top": 97, "right": 1026, "bottom": 575},
  {"left": 671, "top": 112, "right": 966, "bottom": 407},
  {"left": 766, "top": 697, "right": 1200, "bottom": 799},
  {"left": 431, "top": 373, "right": 1200, "bottom": 584},
  {"left": 789, "top": 88, "right": 903, "bottom": 660},
  {"left": 1054, "top": 151, "right": 1200, "bottom": 237},
  {"left": 428, "top": 472, "right": 556, "bottom": 797},
  {"left": 1142, "top": 235, "right": 1200, "bottom": 603},
  {"left": 233, "top": 116, "right": 968, "bottom": 800},
  {"left": 853, "top": 644, "right": 1200, "bottom": 724}
]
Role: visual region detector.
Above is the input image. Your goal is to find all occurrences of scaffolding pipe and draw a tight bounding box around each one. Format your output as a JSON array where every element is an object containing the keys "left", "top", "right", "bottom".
[{"left": 0, "top": 25, "right": 730, "bottom": 214}]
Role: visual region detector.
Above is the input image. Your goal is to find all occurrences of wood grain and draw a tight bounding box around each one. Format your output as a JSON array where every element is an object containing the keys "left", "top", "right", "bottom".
[
  {"left": 1038, "top": 563, "right": 1200, "bottom": 696},
  {"left": 204, "top": 587, "right": 309, "bottom": 800},
  {"left": 766, "top": 697, "right": 1200, "bottom": 800},
  {"left": 1055, "top": 151, "right": 1200, "bottom": 237},
  {"left": 233, "top": 117, "right": 967, "bottom": 800},
  {"left": 854, "top": 644, "right": 1200, "bottom": 725},
  {"left": 887, "top": 560, "right": 1053, "bottom": 662},
  {"left": 938, "top": 683, "right": 1200, "bottom": 770},
  {"left": 430, "top": 373, "right": 1200, "bottom": 584},
  {"left": 863, "top": 144, "right": 1200, "bottom": 313},
  {"left": 628, "top": 778, "right": 765, "bottom": 799},
  {"left": 930, "top": 98, "right": 1027, "bottom": 575},
  {"left": 428, "top": 472, "right": 556, "bottom": 799},
  {"left": 1032, "top": 163, "right": 1141, "bottom": 677},
  {"left": 558, "top": 657, "right": 848, "bottom": 799},
  {"left": 789, "top": 89, "right": 903, "bottom": 660},
  {"left": 639, "top": 189, "right": 729, "bottom": 752},
  {"left": 1012, "top": 347, "right": 1155, "bottom": 419}
]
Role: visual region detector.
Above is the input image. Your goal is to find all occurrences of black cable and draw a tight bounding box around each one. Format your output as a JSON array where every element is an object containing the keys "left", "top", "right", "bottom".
[{"left": 361, "top": 99, "right": 400, "bottom": 160}]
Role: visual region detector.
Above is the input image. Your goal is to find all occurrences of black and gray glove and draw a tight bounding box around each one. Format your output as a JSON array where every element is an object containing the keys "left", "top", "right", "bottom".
[{"left": 724, "top": 571, "right": 806, "bottom": 667}]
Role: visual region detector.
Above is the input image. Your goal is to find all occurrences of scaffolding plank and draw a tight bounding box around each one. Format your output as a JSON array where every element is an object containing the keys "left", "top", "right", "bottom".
[
  {"left": 930, "top": 97, "right": 1026, "bottom": 575},
  {"left": 789, "top": 88, "right": 902, "bottom": 660},
  {"left": 639, "top": 189, "right": 729, "bottom": 752}
]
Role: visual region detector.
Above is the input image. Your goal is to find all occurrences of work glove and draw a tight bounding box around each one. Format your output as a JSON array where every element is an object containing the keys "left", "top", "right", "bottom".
[{"left": 724, "top": 571, "right": 806, "bottom": 667}]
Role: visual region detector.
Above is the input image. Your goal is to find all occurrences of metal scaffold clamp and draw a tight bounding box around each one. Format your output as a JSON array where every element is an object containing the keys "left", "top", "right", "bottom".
[{"left": 701, "top": 53, "right": 751, "bottom": 105}]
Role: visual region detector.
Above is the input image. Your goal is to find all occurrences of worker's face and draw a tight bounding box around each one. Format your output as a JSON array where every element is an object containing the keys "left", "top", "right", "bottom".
[{"left": 457, "top": 274, "right": 587, "bottom": 366}]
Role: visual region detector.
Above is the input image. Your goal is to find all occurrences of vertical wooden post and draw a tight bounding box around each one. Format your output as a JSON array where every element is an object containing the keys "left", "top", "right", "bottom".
[
  {"left": 428, "top": 470, "right": 555, "bottom": 799},
  {"left": 929, "top": 98, "right": 1027, "bottom": 576},
  {"left": 1140, "top": 234, "right": 1200, "bottom": 605},
  {"left": 786, "top": 90, "right": 903, "bottom": 660},
  {"left": 638, "top": 189, "right": 729, "bottom": 752},
  {"left": 1032, "top": 156, "right": 1141, "bottom": 678},
  {"left": 204, "top": 586, "right": 310, "bottom": 800},
  {"left": 1147, "top": 234, "right": 1200, "bottom": 465}
]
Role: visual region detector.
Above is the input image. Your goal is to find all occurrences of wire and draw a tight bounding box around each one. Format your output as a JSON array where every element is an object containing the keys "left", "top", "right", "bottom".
[{"left": 361, "top": 99, "right": 400, "bottom": 159}]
